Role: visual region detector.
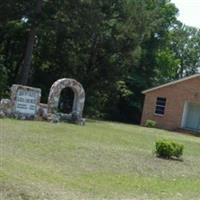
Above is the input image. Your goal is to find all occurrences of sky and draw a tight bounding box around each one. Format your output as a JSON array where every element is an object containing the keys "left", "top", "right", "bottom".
[{"left": 171, "top": 0, "right": 200, "bottom": 28}]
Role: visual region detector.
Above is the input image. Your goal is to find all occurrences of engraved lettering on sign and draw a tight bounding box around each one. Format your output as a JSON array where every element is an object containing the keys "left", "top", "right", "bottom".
[{"left": 15, "top": 89, "right": 38, "bottom": 115}]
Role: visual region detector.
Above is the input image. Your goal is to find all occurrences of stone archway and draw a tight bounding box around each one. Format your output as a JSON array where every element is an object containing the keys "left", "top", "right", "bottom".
[{"left": 48, "top": 78, "right": 85, "bottom": 123}]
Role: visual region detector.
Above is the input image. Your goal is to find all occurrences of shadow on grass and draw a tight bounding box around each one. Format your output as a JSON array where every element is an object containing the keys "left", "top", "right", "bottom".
[{"left": 156, "top": 155, "right": 184, "bottom": 162}]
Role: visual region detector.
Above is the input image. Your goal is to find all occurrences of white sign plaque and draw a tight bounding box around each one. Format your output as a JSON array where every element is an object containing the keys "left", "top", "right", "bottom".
[{"left": 15, "top": 89, "right": 39, "bottom": 115}]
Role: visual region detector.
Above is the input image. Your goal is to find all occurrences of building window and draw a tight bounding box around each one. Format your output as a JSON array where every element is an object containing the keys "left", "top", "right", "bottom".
[{"left": 155, "top": 97, "right": 166, "bottom": 115}]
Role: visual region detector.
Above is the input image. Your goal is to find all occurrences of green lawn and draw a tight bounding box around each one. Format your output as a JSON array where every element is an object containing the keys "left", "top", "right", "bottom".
[{"left": 0, "top": 119, "right": 200, "bottom": 200}]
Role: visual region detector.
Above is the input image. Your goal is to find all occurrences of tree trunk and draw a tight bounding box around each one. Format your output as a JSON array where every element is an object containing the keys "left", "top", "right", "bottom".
[{"left": 17, "top": 0, "right": 43, "bottom": 85}]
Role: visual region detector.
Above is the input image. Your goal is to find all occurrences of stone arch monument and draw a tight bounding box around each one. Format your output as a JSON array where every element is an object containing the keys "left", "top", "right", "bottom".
[{"left": 48, "top": 78, "right": 85, "bottom": 124}]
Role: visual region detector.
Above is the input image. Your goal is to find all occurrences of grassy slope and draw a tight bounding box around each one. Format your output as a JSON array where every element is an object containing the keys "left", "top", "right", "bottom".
[{"left": 0, "top": 119, "right": 200, "bottom": 200}]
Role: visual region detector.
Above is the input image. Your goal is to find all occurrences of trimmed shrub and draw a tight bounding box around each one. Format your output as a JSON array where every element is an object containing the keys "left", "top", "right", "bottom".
[
  {"left": 145, "top": 120, "right": 156, "bottom": 128},
  {"left": 155, "top": 140, "right": 184, "bottom": 159}
]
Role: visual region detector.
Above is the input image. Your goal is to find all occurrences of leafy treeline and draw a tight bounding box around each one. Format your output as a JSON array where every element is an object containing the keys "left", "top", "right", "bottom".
[{"left": 0, "top": 0, "right": 200, "bottom": 123}]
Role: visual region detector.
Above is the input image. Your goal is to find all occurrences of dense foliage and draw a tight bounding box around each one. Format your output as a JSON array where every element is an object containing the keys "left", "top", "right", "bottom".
[
  {"left": 145, "top": 119, "right": 157, "bottom": 128},
  {"left": 155, "top": 140, "right": 184, "bottom": 159},
  {"left": 0, "top": 0, "right": 199, "bottom": 123}
]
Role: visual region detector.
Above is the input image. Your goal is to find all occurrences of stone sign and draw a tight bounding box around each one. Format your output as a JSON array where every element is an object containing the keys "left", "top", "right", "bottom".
[
  {"left": 11, "top": 85, "right": 41, "bottom": 118},
  {"left": 15, "top": 89, "right": 38, "bottom": 115},
  {"left": 0, "top": 78, "right": 85, "bottom": 125}
]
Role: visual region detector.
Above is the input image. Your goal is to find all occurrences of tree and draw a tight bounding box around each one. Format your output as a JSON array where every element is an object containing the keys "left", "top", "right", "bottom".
[
  {"left": 111, "top": 0, "right": 178, "bottom": 123},
  {"left": 16, "top": 0, "right": 43, "bottom": 84},
  {"left": 170, "top": 24, "right": 200, "bottom": 78}
]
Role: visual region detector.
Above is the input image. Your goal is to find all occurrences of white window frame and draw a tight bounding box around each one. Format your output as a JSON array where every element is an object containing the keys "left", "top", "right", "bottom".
[{"left": 154, "top": 97, "right": 166, "bottom": 116}]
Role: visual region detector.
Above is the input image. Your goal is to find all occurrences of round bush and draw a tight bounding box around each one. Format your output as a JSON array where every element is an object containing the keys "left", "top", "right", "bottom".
[
  {"left": 155, "top": 140, "right": 184, "bottom": 159},
  {"left": 145, "top": 120, "right": 156, "bottom": 128}
]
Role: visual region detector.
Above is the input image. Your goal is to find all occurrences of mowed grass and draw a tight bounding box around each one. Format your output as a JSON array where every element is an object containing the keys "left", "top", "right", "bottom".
[{"left": 0, "top": 119, "right": 200, "bottom": 200}]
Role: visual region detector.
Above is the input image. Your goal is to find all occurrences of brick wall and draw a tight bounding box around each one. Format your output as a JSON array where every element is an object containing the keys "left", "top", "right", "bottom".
[{"left": 141, "top": 76, "right": 200, "bottom": 130}]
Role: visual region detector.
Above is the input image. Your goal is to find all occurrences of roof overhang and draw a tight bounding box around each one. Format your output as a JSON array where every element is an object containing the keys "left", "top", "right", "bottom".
[{"left": 142, "top": 74, "right": 200, "bottom": 94}]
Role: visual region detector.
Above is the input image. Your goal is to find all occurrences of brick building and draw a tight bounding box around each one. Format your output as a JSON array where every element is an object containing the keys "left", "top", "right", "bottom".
[{"left": 141, "top": 74, "right": 200, "bottom": 132}]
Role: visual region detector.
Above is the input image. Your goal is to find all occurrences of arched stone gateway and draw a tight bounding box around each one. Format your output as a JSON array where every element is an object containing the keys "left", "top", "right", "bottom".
[{"left": 48, "top": 78, "right": 85, "bottom": 124}]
